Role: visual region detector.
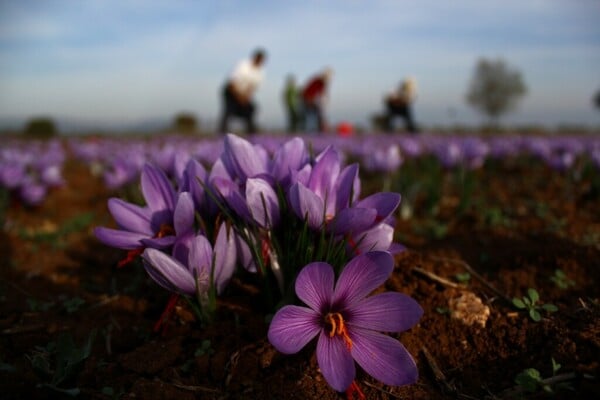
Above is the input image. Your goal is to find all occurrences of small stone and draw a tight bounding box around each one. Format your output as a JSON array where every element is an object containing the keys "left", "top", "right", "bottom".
[{"left": 448, "top": 291, "right": 490, "bottom": 328}]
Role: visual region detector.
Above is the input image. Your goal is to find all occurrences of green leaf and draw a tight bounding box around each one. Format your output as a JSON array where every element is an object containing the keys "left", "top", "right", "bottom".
[
  {"left": 542, "top": 303, "right": 558, "bottom": 313},
  {"left": 529, "top": 308, "right": 541, "bottom": 322},
  {"left": 455, "top": 272, "right": 471, "bottom": 283},
  {"left": 551, "top": 358, "right": 561, "bottom": 374},
  {"left": 512, "top": 298, "right": 526, "bottom": 309},
  {"left": 527, "top": 288, "right": 539, "bottom": 304}
]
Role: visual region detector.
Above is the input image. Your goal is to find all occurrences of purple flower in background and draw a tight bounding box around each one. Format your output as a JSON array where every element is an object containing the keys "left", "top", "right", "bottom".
[
  {"left": 141, "top": 223, "right": 236, "bottom": 297},
  {"left": 268, "top": 251, "right": 422, "bottom": 392}
]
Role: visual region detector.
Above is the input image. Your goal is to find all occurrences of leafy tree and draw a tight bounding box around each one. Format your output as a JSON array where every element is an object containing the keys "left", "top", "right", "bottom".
[
  {"left": 466, "top": 58, "right": 527, "bottom": 124},
  {"left": 24, "top": 117, "right": 57, "bottom": 138},
  {"left": 173, "top": 112, "right": 198, "bottom": 133}
]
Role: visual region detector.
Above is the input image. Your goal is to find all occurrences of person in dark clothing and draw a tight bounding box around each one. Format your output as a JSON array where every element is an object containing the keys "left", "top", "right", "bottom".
[
  {"left": 219, "top": 48, "right": 266, "bottom": 134},
  {"left": 301, "top": 67, "right": 333, "bottom": 133},
  {"left": 384, "top": 77, "right": 419, "bottom": 133}
]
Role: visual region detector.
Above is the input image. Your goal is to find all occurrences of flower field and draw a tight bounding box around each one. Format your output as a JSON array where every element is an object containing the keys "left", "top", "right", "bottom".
[{"left": 1, "top": 132, "right": 599, "bottom": 399}]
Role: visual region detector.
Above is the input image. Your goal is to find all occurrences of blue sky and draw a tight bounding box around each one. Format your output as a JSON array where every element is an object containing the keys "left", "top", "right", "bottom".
[{"left": 1, "top": 0, "right": 599, "bottom": 131}]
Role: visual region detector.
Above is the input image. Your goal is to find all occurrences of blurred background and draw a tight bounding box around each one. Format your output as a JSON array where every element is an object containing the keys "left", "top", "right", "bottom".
[{"left": 0, "top": 0, "right": 599, "bottom": 134}]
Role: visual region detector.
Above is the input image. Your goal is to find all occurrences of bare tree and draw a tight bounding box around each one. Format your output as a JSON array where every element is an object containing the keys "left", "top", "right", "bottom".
[{"left": 466, "top": 58, "right": 527, "bottom": 125}]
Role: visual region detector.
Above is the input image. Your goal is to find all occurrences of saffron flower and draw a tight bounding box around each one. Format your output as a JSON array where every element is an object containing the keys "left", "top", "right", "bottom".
[{"left": 267, "top": 251, "right": 422, "bottom": 392}]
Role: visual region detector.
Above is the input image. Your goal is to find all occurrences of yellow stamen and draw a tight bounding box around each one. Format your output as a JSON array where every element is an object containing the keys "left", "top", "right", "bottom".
[{"left": 325, "top": 312, "right": 353, "bottom": 350}]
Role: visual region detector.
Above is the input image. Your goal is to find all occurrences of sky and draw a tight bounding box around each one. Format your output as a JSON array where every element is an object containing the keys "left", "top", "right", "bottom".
[{"left": 1, "top": 0, "right": 599, "bottom": 132}]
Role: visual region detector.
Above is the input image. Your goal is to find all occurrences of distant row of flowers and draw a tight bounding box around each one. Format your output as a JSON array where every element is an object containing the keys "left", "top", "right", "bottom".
[{"left": 1, "top": 133, "right": 599, "bottom": 206}]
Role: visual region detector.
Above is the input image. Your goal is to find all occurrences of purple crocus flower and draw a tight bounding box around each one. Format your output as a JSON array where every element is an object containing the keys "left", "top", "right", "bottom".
[
  {"left": 268, "top": 251, "right": 422, "bottom": 392},
  {"left": 141, "top": 223, "right": 236, "bottom": 296},
  {"left": 94, "top": 164, "right": 194, "bottom": 268}
]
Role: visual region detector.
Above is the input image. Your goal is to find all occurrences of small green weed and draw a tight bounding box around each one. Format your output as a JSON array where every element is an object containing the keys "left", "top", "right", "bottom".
[{"left": 512, "top": 288, "right": 558, "bottom": 322}]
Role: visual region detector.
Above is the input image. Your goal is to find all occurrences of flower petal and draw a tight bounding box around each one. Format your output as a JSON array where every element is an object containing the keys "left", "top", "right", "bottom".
[
  {"left": 173, "top": 192, "right": 195, "bottom": 236},
  {"left": 213, "top": 223, "right": 237, "bottom": 294},
  {"left": 333, "top": 251, "right": 394, "bottom": 306},
  {"left": 288, "top": 182, "right": 325, "bottom": 229},
  {"left": 107, "top": 198, "right": 153, "bottom": 235},
  {"left": 335, "top": 163, "right": 359, "bottom": 210},
  {"left": 268, "top": 305, "right": 320, "bottom": 354},
  {"left": 271, "top": 137, "right": 308, "bottom": 185},
  {"left": 246, "top": 178, "right": 280, "bottom": 228},
  {"left": 141, "top": 164, "right": 176, "bottom": 213},
  {"left": 316, "top": 330, "right": 355, "bottom": 392},
  {"left": 223, "top": 134, "right": 267, "bottom": 180},
  {"left": 327, "top": 207, "right": 376, "bottom": 236},
  {"left": 141, "top": 248, "right": 196, "bottom": 295},
  {"left": 141, "top": 235, "right": 176, "bottom": 249},
  {"left": 350, "top": 327, "right": 418, "bottom": 386},
  {"left": 94, "top": 226, "right": 146, "bottom": 250},
  {"left": 354, "top": 192, "right": 401, "bottom": 222},
  {"left": 350, "top": 223, "right": 394, "bottom": 254},
  {"left": 308, "top": 146, "right": 340, "bottom": 201},
  {"left": 347, "top": 292, "right": 423, "bottom": 332},
  {"left": 188, "top": 234, "right": 213, "bottom": 278},
  {"left": 295, "top": 262, "right": 334, "bottom": 311}
]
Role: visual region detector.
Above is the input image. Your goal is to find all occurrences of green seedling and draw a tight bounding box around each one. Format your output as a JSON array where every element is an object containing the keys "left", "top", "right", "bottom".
[
  {"left": 28, "top": 330, "right": 96, "bottom": 396},
  {"left": 454, "top": 272, "right": 471, "bottom": 284},
  {"left": 550, "top": 269, "right": 575, "bottom": 289},
  {"left": 512, "top": 288, "right": 558, "bottom": 322},
  {"left": 514, "top": 358, "right": 572, "bottom": 395}
]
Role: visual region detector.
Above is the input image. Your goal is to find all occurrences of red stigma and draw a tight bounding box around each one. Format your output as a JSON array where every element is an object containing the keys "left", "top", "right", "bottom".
[
  {"left": 346, "top": 380, "right": 366, "bottom": 400},
  {"left": 117, "top": 247, "right": 144, "bottom": 268}
]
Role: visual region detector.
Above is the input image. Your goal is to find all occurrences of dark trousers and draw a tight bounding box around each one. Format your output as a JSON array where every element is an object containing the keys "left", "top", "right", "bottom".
[
  {"left": 219, "top": 83, "right": 256, "bottom": 134},
  {"left": 301, "top": 102, "right": 324, "bottom": 132},
  {"left": 384, "top": 101, "right": 418, "bottom": 133}
]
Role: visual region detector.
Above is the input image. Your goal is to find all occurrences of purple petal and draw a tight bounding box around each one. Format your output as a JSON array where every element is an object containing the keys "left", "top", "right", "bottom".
[
  {"left": 316, "top": 331, "right": 355, "bottom": 392},
  {"left": 335, "top": 163, "right": 359, "bottom": 210},
  {"left": 173, "top": 192, "right": 195, "bottom": 236},
  {"left": 351, "top": 223, "right": 394, "bottom": 254},
  {"left": 333, "top": 251, "right": 394, "bottom": 306},
  {"left": 188, "top": 234, "right": 213, "bottom": 278},
  {"left": 94, "top": 226, "right": 146, "bottom": 250},
  {"left": 347, "top": 292, "right": 423, "bottom": 332},
  {"left": 350, "top": 327, "right": 418, "bottom": 386},
  {"left": 213, "top": 223, "right": 237, "bottom": 293},
  {"left": 354, "top": 192, "right": 401, "bottom": 222},
  {"left": 141, "top": 248, "right": 196, "bottom": 295},
  {"left": 327, "top": 207, "right": 376, "bottom": 236},
  {"left": 271, "top": 137, "right": 308, "bottom": 184},
  {"left": 267, "top": 305, "right": 320, "bottom": 354},
  {"left": 223, "top": 134, "right": 267, "bottom": 180},
  {"left": 246, "top": 178, "right": 280, "bottom": 228},
  {"left": 213, "top": 177, "right": 251, "bottom": 221},
  {"left": 141, "top": 235, "right": 176, "bottom": 249},
  {"left": 308, "top": 146, "right": 340, "bottom": 201},
  {"left": 108, "top": 198, "right": 153, "bottom": 235},
  {"left": 295, "top": 262, "right": 334, "bottom": 311},
  {"left": 141, "top": 164, "right": 176, "bottom": 213},
  {"left": 288, "top": 182, "right": 325, "bottom": 229}
]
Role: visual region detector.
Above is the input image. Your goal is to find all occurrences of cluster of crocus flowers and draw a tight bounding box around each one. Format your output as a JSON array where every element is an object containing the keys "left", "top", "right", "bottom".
[
  {"left": 95, "top": 133, "right": 421, "bottom": 395},
  {"left": 0, "top": 139, "right": 65, "bottom": 206}
]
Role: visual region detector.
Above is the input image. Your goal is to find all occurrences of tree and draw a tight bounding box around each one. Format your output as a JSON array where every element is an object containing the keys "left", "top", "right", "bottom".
[
  {"left": 466, "top": 58, "right": 527, "bottom": 125},
  {"left": 23, "top": 117, "right": 57, "bottom": 138}
]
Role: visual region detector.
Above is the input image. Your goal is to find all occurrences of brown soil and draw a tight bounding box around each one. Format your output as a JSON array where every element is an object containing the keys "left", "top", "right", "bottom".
[{"left": 1, "top": 146, "right": 598, "bottom": 399}]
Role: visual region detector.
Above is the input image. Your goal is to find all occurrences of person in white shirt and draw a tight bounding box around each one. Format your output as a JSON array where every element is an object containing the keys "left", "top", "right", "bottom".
[
  {"left": 218, "top": 48, "right": 267, "bottom": 134},
  {"left": 383, "top": 77, "right": 419, "bottom": 133}
]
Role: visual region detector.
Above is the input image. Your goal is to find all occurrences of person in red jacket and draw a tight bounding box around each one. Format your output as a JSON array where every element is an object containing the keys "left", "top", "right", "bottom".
[{"left": 301, "top": 67, "right": 333, "bottom": 133}]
